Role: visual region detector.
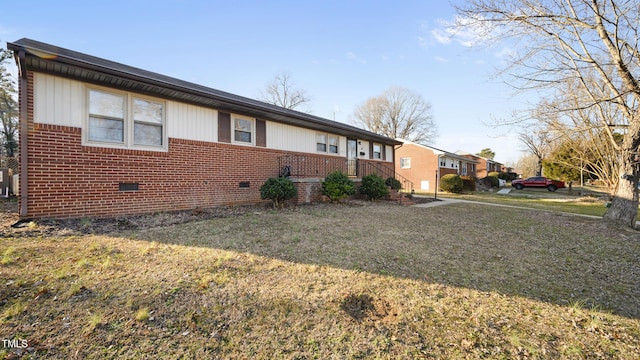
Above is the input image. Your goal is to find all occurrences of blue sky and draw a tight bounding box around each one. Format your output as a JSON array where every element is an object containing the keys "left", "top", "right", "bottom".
[{"left": 1, "top": 0, "right": 532, "bottom": 164}]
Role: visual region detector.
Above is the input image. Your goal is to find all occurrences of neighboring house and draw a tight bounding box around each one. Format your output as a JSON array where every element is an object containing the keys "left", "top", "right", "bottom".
[
  {"left": 395, "top": 140, "right": 477, "bottom": 193},
  {"left": 456, "top": 151, "right": 502, "bottom": 179},
  {"left": 9, "top": 38, "right": 401, "bottom": 219}
]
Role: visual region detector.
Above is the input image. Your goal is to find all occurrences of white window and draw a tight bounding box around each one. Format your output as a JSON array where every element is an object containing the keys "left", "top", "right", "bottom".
[
  {"left": 88, "top": 90, "right": 125, "bottom": 144},
  {"left": 87, "top": 89, "right": 166, "bottom": 150},
  {"left": 316, "top": 133, "right": 327, "bottom": 152},
  {"left": 133, "top": 98, "right": 164, "bottom": 146},
  {"left": 316, "top": 133, "right": 339, "bottom": 154},
  {"left": 328, "top": 135, "right": 338, "bottom": 154},
  {"left": 400, "top": 157, "right": 411, "bottom": 169},
  {"left": 233, "top": 116, "right": 254, "bottom": 145},
  {"left": 373, "top": 143, "right": 382, "bottom": 159}
]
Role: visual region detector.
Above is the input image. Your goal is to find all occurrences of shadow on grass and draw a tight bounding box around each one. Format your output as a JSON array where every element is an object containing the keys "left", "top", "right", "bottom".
[{"left": 117, "top": 202, "right": 640, "bottom": 319}]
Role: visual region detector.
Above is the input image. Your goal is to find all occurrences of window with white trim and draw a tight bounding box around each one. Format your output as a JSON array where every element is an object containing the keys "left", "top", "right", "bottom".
[
  {"left": 133, "top": 98, "right": 163, "bottom": 146},
  {"left": 373, "top": 143, "right": 382, "bottom": 159},
  {"left": 316, "top": 133, "right": 339, "bottom": 154},
  {"left": 88, "top": 90, "right": 125, "bottom": 144},
  {"left": 400, "top": 157, "right": 411, "bottom": 169},
  {"left": 316, "top": 133, "right": 327, "bottom": 152},
  {"left": 328, "top": 135, "right": 338, "bottom": 154},
  {"left": 233, "top": 116, "right": 254, "bottom": 144},
  {"left": 87, "top": 89, "right": 166, "bottom": 150}
]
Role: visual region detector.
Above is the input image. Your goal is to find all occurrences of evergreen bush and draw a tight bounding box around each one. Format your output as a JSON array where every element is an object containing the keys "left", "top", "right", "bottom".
[
  {"left": 485, "top": 175, "right": 500, "bottom": 188},
  {"left": 440, "top": 174, "right": 463, "bottom": 193},
  {"left": 385, "top": 177, "right": 402, "bottom": 191},
  {"left": 359, "top": 174, "right": 389, "bottom": 200},
  {"left": 260, "top": 177, "right": 297, "bottom": 208},
  {"left": 321, "top": 171, "right": 356, "bottom": 203},
  {"left": 461, "top": 175, "right": 477, "bottom": 192}
]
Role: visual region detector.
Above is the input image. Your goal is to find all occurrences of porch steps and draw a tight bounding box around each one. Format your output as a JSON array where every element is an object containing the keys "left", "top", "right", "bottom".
[{"left": 387, "top": 189, "right": 415, "bottom": 206}]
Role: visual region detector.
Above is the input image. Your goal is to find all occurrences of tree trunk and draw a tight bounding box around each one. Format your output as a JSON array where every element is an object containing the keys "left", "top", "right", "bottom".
[{"left": 603, "top": 151, "right": 639, "bottom": 229}]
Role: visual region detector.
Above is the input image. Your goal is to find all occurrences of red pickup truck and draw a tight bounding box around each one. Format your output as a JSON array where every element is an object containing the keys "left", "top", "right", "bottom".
[{"left": 511, "top": 176, "right": 565, "bottom": 192}]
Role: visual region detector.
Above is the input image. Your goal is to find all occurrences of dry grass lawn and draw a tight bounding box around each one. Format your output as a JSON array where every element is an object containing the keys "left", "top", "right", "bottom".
[{"left": 1, "top": 201, "right": 639, "bottom": 359}]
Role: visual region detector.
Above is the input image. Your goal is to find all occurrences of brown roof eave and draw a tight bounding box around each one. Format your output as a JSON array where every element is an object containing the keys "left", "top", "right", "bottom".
[{"left": 8, "top": 38, "right": 401, "bottom": 146}]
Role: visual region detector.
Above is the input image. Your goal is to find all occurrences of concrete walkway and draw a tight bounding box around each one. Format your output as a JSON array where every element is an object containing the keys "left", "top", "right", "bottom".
[{"left": 412, "top": 197, "right": 607, "bottom": 222}]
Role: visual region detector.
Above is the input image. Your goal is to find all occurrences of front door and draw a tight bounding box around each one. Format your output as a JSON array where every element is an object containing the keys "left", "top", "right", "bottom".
[{"left": 347, "top": 139, "right": 357, "bottom": 176}]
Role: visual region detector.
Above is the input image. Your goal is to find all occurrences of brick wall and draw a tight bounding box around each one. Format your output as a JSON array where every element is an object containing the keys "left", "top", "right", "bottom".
[
  {"left": 21, "top": 72, "right": 389, "bottom": 218},
  {"left": 25, "top": 122, "right": 290, "bottom": 218},
  {"left": 24, "top": 122, "right": 397, "bottom": 218},
  {"left": 395, "top": 143, "right": 439, "bottom": 192}
]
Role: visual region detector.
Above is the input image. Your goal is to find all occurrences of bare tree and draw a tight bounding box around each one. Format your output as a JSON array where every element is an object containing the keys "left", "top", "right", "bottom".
[
  {"left": 515, "top": 153, "right": 540, "bottom": 178},
  {"left": 0, "top": 46, "right": 17, "bottom": 158},
  {"left": 456, "top": 0, "right": 640, "bottom": 228},
  {"left": 533, "top": 77, "right": 625, "bottom": 193},
  {"left": 519, "top": 128, "right": 550, "bottom": 176},
  {"left": 258, "top": 71, "right": 312, "bottom": 111},
  {"left": 353, "top": 86, "right": 437, "bottom": 144}
]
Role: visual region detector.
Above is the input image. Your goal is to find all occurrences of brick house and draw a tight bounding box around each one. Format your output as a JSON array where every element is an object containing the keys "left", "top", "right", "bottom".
[
  {"left": 395, "top": 140, "right": 477, "bottom": 193},
  {"left": 9, "top": 38, "right": 401, "bottom": 219},
  {"left": 456, "top": 151, "right": 502, "bottom": 179}
]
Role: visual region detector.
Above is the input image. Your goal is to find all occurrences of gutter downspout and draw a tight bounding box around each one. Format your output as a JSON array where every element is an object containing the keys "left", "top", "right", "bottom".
[{"left": 16, "top": 50, "right": 28, "bottom": 218}]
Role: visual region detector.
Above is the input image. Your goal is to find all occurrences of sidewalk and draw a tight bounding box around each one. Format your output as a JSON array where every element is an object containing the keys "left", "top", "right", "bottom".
[{"left": 412, "top": 197, "right": 608, "bottom": 222}]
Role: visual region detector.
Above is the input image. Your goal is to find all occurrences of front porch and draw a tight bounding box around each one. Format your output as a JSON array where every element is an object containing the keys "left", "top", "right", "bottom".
[{"left": 277, "top": 154, "right": 414, "bottom": 205}]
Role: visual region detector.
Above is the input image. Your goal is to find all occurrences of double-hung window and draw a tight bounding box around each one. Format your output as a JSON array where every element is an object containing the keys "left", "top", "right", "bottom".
[
  {"left": 88, "top": 90, "right": 125, "bottom": 144},
  {"left": 373, "top": 143, "right": 382, "bottom": 159},
  {"left": 316, "top": 133, "right": 339, "bottom": 154},
  {"left": 328, "top": 135, "right": 338, "bottom": 154},
  {"left": 133, "top": 99, "right": 164, "bottom": 146},
  {"left": 233, "top": 116, "right": 254, "bottom": 144},
  {"left": 316, "top": 134, "right": 327, "bottom": 152},
  {"left": 400, "top": 157, "right": 411, "bottom": 169},
  {"left": 87, "top": 88, "right": 166, "bottom": 150}
]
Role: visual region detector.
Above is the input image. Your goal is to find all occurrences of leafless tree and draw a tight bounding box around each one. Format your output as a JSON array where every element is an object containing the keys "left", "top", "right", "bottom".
[
  {"left": 456, "top": 0, "right": 640, "bottom": 228},
  {"left": 0, "top": 47, "right": 17, "bottom": 158},
  {"left": 353, "top": 86, "right": 437, "bottom": 144},
  {"left": 532, "top": 76, "right": 625, "bottom": 193},
  {"left": 515, "top": 153, "right": 540, "bottom": 178},
  {"left": 258, "top": 71, "right": 312, "bottom": 111},
  {"left": 519, "top": 129, "right": 549, "bottom": 176}
]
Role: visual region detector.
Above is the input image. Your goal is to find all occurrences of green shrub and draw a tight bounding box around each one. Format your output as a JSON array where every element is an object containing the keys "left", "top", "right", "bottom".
[
  {"left": 440, "top": 174, "right": 463, "bottom": 193},
  {"left": 359, "top": 174, "right": 389, "bottom": 201},
  {"left": 485, "top": 175, "right": 500, "bottom": 188},
  {"left": 260, "top": 177, "right": 297, "bottom": 208},
  {"left": 461, "top": 175, "right": 477, "bottom": 192},
  {"left": 322, "top": 171, "right": 356, "bottom": 203},
  {"left": 488, "top": 171, "right": 501, "bottom": 179},
  {"left": 502, "top": 172, "right": 519, "bottom": 182},
  {"left": 385, "top": 177, "right": 402, "bottom": 191}
]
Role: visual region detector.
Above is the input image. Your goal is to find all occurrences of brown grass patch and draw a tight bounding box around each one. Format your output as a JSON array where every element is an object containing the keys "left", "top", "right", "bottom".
[{"left": 0, "top": 201, "right": 639, "bottom": 358}]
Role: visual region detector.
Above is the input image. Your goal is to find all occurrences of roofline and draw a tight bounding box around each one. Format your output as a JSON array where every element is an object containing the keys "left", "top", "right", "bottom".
[
  {"left": 455, "top": 151, "right": 503, "bottom": 164},
  {"left": 8, "top": 38, "right": 401, "bottom": 145},
  {"left": 398, "top": 139, "right": 478, "bottom": 163}
]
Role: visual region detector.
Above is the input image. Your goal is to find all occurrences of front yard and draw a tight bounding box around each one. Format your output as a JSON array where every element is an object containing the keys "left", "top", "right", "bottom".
[{"left": 1, "top": 200, "right": 639, "bottom": 358}]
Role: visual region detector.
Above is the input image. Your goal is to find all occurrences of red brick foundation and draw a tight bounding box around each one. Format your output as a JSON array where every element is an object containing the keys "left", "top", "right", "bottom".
[{"left": 24, "top": 123, "right": 288, "bottom": 218}]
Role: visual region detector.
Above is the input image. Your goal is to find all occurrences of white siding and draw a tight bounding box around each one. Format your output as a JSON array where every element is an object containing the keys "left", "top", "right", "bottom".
[
  {"left": 32, "top": 73, "right": 388, "bottom": 157},
  {"left": 385, "top": 145, "right": 393, "bottom": 162},
  {"left": 167, "top": 101, "right": 217, "bottom": 142},
  {"left": 338, "top": 137, "right": 347, "bottom": 157},
  {"left": 34, "top": 73, "right": 84, "bottom": 127},
  {"left": 358, "top": 140, "right": 369, "bottom": 159},
  {"left": 267, "top": 122, "right": 315, "bottom": 152}
]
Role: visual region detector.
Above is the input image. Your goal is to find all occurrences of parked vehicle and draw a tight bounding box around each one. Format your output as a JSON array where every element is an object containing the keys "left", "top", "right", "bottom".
[{"left": 511, "top": 176, "right": 565, "bottom": 192}]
